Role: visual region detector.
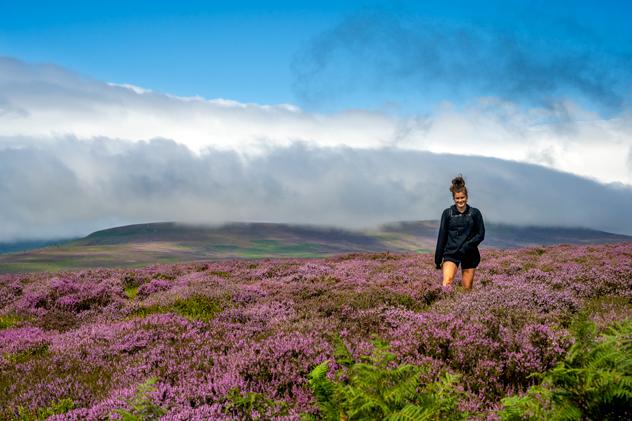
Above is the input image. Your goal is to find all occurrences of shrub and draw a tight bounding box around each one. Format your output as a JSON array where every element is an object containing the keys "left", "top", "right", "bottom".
[
  {"left": 304, "top": 338, "right": 467, "bottom": 420},
  {"left": 122, "top": 273, "right": 144, "bottom": 290},
  {"left": 16, "top": 398, "right": 75, "bottom": 420},
  {"left": 221, "top": 387, "right": 290, "bottom": 420},
  {"left": 111, "top": 377, "right": 166, "bottom": 420},
  {"left": 5, "top": 343, "right": 49, "bottom": 364},
  {"left": 136, "top": 279, "right": 171, "bottom": 299},
  {"left": 499, "top": 317, "right": 632, "bottom": 420}
]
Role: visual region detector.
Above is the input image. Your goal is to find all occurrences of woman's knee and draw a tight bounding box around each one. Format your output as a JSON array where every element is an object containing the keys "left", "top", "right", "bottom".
[
  {"left": 442, "top": 261, "right": 458, "bottom": 284},
  {"left": 462, "top": 268, "right": 475, "bottom": 288}
]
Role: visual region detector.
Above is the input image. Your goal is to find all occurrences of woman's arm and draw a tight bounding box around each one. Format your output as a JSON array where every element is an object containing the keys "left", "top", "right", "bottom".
[{"left": 434, "top": 210, "right": 449, "bottom": 268}]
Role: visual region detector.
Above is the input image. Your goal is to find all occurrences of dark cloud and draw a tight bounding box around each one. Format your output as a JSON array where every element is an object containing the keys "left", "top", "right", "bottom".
[
  {"left": 291, "top": 11, "right": 632, "bottom": 112},
  {"left": 1, "top": 136, "right": 631, "bottom": 242}
]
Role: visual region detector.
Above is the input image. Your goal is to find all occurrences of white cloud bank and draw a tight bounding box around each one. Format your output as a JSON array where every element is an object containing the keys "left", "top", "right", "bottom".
[
  {"left": 1, "top": 57, "right": 632, "bottom": 241},
  {"left": 2, "top": 57, "right": 630, "bottom": 185}
]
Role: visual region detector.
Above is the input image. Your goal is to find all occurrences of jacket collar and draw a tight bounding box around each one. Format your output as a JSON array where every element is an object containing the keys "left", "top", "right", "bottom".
[{"left": 451, "top": 204, "right": 470, "bottom": 215}]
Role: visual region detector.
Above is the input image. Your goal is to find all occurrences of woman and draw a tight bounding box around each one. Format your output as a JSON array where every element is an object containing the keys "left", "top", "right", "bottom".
[{"left": 434, "top": 175, "right": 485, "bottom": 289}]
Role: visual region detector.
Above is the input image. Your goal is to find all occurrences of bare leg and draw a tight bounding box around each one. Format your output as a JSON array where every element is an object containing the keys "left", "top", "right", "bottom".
[
  {"left": 442, "top": 261, "right": 458, "bottom": 287},
  {"left": 462, "top": 268, "right": 475, "bottom": 290}
]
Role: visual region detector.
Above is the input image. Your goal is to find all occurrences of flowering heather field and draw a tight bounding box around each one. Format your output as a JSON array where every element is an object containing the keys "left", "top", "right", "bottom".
[{"left": 1, "top": 243, "right": 631, "bottom": 419}]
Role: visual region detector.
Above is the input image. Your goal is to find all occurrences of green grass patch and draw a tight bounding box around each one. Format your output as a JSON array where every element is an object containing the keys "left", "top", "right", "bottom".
[
  {"left": 239, "top": 249, "right": 324, "bottom": 259},
  {"left": 0, "top": 314, "right": 22, "bottom": 330},
  {"left": 213, "top": 244, "right": 241, "bottom": 251},
  {"left": 348, "top": 288, "right": 424, "bottom": 312},
  {"left": 209, "top": 270, "right": 232, "bottom": 279},
  {"left": 584, "top": 295, "right": 631, "bottom": 315},
  {"left": 172, "top": 294, "right": 225, "bottom": 321},
  {"left": 238, "top": 240, "right": 324, "bottom": 258},
  {"left": 153, "top": 255, "right": 182, "bottom": 263},
  {"left": 124, "top": 286, "right": 139, "bottom": 299},
  {"left": 17, "top": 398, "right": 76, "bottom": 420},
  {"left": 132, "top": 294, "right": 228, "bottom": 322},
  {"left": 5, "top": 343, "right": 49, "bottom": 365},
  {"left": 0, "top": 261, "right": 74, "bottom": 274},
  {"left": 130, "top": 304, "right": 166, "bottom": 319}
]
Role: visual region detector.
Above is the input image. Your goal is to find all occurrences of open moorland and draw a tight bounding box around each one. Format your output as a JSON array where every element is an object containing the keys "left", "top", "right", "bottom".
[
  {"left": 1, "top": 243, "right": 631, "bottom": 419},
  {"left": 1, "top": 221, "right": 630, "bottom": 274}
]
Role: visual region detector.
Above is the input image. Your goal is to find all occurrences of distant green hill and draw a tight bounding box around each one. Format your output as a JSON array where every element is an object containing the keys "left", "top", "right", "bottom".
[{"left": 0, "top": 220, "right": 630, "bottom": 273}]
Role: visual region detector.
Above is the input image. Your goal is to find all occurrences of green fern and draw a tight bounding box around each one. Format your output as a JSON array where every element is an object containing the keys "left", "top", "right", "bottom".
[
  {"left": 16, "top": 398, "right": 76, "bottom": 420},
  {"left": 386, "top": 404, "right": 428, "bottom": 421},
  {"left": 305, "top": 338, "right": 467, "bottom": 420},
  {"left": 307, "top": 361, "right": 343, "bottom": 420},
  {"left": 500, "top": 318, "right": 632, "bottom": 420},
  {"left": 332, "top": 334, "right": 355, "bottom": 368},
  {"left": 221, "top": 387, "right": 289, "bottom": 419},
  {"left": 110, "top": 377, "right": 166, "bottom": 421}
]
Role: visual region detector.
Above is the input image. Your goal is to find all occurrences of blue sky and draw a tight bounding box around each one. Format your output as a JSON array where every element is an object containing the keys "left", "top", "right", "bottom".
[
  {"left": 2, "top": 0, "right": 631, "bottom": 112},
  {"left": 1, "top": 1, "right": 632, "bottom": 240},
  {"left": 0, "top": 1, "right": 366, "bottom": 105}
]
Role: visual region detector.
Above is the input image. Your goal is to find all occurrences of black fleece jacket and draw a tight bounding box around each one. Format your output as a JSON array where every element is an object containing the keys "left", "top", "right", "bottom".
[{"left": 434, "top": 204, "right": 485, "bottom": 268}]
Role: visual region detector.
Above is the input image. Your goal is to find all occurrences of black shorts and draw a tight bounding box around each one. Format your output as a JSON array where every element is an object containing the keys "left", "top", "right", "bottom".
[{"left": 443, "top": 251, "right": 480, "bottom": 269}]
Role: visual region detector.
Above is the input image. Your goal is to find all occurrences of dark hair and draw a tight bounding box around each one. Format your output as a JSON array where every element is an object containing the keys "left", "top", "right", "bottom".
[{"left": 450, "top": 174, "right": 468, "bottom": 197}]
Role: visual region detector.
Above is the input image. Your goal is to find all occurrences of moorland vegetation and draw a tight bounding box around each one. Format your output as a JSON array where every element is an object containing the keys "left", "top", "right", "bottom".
[{"left": 1, "top": 243, "right": 630, "bottom": 419}]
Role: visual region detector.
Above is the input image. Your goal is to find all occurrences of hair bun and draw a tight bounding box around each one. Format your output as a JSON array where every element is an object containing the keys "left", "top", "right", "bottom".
[
  {"left": 451, "top": 174, "right": 465, "bottom": 188},
  {"left": 449, "top": 174, "right": 468, "bottom": 196}
]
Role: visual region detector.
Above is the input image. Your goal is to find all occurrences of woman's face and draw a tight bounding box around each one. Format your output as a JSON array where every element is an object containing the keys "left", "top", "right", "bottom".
[{"left": 453, "top": 191, "right": 467, "bottom": 209}]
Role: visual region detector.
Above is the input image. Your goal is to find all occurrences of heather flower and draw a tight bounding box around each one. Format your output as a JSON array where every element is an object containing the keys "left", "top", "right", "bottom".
[
  {"left": 0, "top": 242, "right": 630, "bottom": 419},
  {"left": 136, "top": 278, "right": 172, "bottom": 299}
]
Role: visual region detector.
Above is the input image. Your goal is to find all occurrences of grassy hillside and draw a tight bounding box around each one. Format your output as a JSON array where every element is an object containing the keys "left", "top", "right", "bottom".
[{"left": 0, "top": 221, "right": 630, "bottom": 273}]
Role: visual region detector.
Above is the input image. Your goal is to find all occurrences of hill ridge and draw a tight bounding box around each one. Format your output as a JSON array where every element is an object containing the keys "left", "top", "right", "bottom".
[{"left": 1, "top": 220, "right": 630, "bottom": 273}]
